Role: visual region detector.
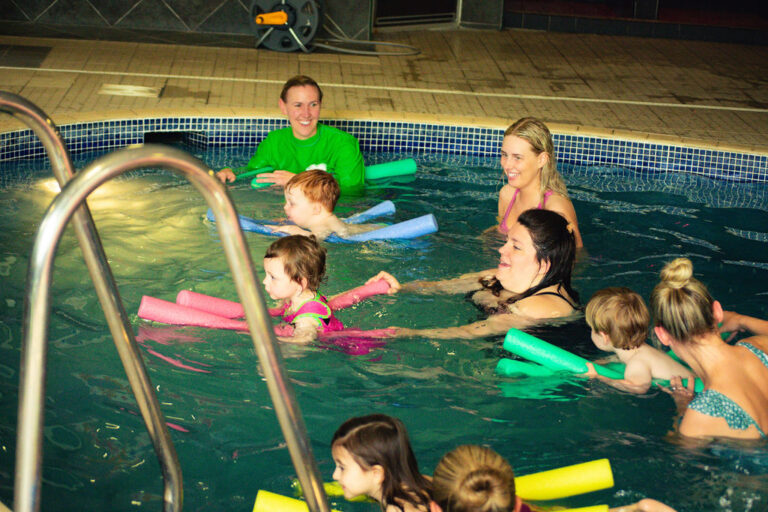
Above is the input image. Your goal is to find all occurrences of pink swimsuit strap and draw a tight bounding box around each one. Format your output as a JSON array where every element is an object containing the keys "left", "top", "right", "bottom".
[{"left": 499, "top": 189, "right": 553, "bottom": 234}]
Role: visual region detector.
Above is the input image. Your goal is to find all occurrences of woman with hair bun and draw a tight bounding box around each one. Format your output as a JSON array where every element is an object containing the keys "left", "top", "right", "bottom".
[
  {"left": 430, "top": 445, "right": 675, "bottom": 512},
  {"left": 652, "top": 257, "right": 768, "bottom": 439}
]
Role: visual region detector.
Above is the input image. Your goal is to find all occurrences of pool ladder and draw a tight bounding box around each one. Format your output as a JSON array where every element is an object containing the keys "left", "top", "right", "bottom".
[{"left": 0, "top": 91, "right": 331, "bottom": 512}]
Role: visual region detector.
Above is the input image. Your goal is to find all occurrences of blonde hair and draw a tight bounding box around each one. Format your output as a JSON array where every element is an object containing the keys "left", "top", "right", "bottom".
[
  {"left": 585, "top": 287, "right": 649, "bottom": 349},
  {"left": 504, "top": 117, "right": 568, "bottom": 198},
  {"left": 432, "top": 445, "right": 515, "bottom": 512},
  {"left": 286, "top": 169, "right": 340, "bottom": 212},
  {"left": 651, "top": 258, "right": 716, "bottom": 342}
]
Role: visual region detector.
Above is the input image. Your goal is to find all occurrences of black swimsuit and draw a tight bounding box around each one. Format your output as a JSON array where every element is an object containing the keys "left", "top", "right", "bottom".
[{"left": 530, "top": 289, "right": 577, "bottom": 308}]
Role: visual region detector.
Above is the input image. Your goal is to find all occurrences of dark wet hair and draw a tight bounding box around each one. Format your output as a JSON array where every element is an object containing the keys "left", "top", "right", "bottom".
[
  {"left": 280, "top": 75, "right": 323, "bottom": 102},
  {"left": 481, "top": 209, "right": 579, "bottom": 309},
  {"left": 264, "top": 235, "right": 326, "bottom": 290},
  {"left": 332, "top": 414, "right": 432, "bottom": 512}
]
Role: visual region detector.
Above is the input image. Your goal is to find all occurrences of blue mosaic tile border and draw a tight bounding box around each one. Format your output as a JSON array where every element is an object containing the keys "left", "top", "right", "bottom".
[{"left": 1, "top": 117, "right": 766, "bottom": 182}]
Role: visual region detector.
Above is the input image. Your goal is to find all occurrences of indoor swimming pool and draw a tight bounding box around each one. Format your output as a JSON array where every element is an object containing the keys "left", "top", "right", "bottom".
[{"left": 1, "top": 119, "right": 767, "bottom": 511}]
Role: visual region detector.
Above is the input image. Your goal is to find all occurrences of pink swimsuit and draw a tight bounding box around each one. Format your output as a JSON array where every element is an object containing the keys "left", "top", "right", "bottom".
[
  {"left": 498, "top": 189, "right": 553, "bottom": 234},
  {"left": 277, "top": 294, "right": 344, "bottom": 333}
]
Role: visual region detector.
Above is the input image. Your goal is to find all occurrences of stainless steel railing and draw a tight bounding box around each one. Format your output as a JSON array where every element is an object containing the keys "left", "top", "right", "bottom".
[
  {"left": 14, "top": 143, "right": 331, "bottom": 512},
  {"left": 1, "top": 91, "right": 182, "bottom": 512}
]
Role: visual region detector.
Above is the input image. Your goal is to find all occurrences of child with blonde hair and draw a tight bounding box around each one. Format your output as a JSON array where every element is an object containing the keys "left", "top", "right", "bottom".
[
  {"left": 331, "top": 414, "right": 432, "bottom": 512},
  {"left": 583, "top": 287, "right": 693, "bottom": 394},
  {"left": 273, "top": 169, "right": 379, "bottom": 240}
]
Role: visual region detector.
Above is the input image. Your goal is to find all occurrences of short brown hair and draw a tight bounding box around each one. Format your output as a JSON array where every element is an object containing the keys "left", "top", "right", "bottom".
[
  {"left": 280, "top": 75, "right": 323, "bottom": 102},
  {"left": 286, "top": 169, "right": 340, "bottom": 213},
  {"left": 585, "top": 287, "right": 649, "bottom": 349},
  {"left": 263, "top": 235, "right": 326, "bottom": 291}
]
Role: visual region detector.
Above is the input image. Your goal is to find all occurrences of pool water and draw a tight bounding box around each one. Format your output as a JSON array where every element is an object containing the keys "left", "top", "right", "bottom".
[{"left": 1, "top": 145, "right": 767, "bottom": 512}]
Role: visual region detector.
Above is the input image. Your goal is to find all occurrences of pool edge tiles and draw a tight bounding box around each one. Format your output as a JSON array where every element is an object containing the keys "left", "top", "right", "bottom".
[{"left": 0, "top": 116, "right": 767, "bottom": 183}]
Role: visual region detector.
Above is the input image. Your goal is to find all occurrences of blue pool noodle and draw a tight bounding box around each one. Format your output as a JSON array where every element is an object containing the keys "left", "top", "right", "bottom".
[
  {"left": 341, "top": 214, "right": 437, "bottom": 242},
  {"left": 344, "top": 200, "right": 395, "bottom": 224},
  {"left": 206, "top": 203, "right": 437, "bottom": 243}
]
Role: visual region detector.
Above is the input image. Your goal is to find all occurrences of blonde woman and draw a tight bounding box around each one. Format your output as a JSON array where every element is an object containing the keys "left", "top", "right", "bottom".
[
  {"left": 496, "top": 117, "right": 582, "bottom": 248},
  {"left": 652, "top": 258, "right": 768, "bottom": 439}
]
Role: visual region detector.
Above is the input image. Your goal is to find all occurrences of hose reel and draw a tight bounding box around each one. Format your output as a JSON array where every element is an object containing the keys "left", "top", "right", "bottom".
[{"left": 251, "top": 0, "right": 323, "bottom": 52}]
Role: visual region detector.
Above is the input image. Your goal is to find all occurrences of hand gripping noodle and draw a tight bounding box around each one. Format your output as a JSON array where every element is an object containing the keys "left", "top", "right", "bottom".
[{"left": 499, "top": 328, "right": 704, "bottom": 391}]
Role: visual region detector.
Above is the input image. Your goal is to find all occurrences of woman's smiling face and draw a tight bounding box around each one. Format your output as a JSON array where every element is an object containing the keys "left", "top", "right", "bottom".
[
  {"left": 500, "top": 135, "right": 547, "bottom": 189},
  {"left": 496, "top": 221, "right": 547, "bottom": 294}
]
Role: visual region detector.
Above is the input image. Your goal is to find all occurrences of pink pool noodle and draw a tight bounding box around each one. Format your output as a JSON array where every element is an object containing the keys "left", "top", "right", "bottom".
[
  {"left": 328, "top": 279, "right": 391, "bottom": 310},
  {"left": 138, "top": 296, "right": 248, "bottom": 331},
  {"left": 174, "top": 279, "right": 392, "bottom": 318},
  {"left": 176, "top": 289, "right": 245, "bottom": 318}
]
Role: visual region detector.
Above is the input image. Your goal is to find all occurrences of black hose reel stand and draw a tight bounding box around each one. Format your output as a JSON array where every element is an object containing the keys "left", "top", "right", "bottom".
[{"left": 251, "top": 0, "right": 324, "bottom": 52}]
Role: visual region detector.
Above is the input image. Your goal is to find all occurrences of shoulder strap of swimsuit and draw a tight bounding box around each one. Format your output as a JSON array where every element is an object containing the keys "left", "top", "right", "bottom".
[
  {"left": 282, "top": 294, "right": 332, "bottom": 326},
  {"left": 538, "top": 189, "right": 554, "bottom": 209},
  {"left": 736, "top": 341, "right": 768, "bottom": 369},
  {"left": 499, "top": 188, "right": 520, "bottom": 233},
  {"left": 531, "top": 288, "right": 576, "bottom": 308}
]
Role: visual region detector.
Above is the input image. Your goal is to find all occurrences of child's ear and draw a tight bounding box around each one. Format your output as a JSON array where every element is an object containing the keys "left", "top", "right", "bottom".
[
  {"left": 299, "top": 277, "right": 309, "bottom": 290},
  {"left": 371, "top": 464, "right": 385, "bottom": 487},
  {"left": 598, "top": 331, "right": 611, "bottom": 347}
]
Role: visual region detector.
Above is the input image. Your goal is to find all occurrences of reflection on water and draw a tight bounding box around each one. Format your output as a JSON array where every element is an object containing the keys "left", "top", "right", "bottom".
[{"left": 0, "top": 148, "right": 767, "bottom": 511}]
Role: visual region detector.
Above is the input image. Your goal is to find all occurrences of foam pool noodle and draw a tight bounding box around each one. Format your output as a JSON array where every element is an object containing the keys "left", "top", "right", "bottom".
[
  {"left": 253, "top": 490, "right": 340, "bottom": 512},
  {"left": 294, "top": 459, "right": 613, "bottom": 503},
  {"left": 364, "top": 158, "right": 417, "bottom": 181},
  {"left": 501, "top": 329, "right": 703, "bottom": 391},
  {"left": 138, "top": 296, "right": 248, "bottom": 330}
]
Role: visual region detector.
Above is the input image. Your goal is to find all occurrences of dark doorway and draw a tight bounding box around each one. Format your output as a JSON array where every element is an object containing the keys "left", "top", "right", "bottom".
[{"left": 375, "top": 0, "right": 458, "bottom": 26}]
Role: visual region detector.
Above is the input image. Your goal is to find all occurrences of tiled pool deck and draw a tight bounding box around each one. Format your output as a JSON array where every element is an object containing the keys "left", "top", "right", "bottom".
[{"left": 0, "top": 28, "right": 766, "bottom": 178}]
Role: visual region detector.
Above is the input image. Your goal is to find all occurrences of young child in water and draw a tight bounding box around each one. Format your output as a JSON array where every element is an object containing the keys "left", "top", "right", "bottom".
[
  {"left": 331, "top": 414, "right": 432, "bottom": 512},
  {"left": 583, "top": 287, "right": 693, "bottom": 394},
  {"left": 262, "top": 234, "right": 343, "bottom": 343},
  {"left": 273, "top": 169, "right": 378, "bottom": 240}
]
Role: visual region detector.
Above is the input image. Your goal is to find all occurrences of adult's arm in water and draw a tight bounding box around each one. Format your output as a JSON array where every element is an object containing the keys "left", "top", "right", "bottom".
[
  {"left": 392, "top": 312, "right": 536, "bottom": 340},
  {"left": 365, "top": 270, "right": 491, "bottom": 295}
]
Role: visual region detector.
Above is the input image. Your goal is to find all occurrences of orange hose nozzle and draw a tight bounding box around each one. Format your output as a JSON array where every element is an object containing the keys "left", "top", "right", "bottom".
[{"left": 255, "top": 11, "right": 288, "bottom": 25}]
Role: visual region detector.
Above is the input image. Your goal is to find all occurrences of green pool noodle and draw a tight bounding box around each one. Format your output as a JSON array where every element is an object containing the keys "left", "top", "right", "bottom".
[
  {"left": 234, "top": 166, "right": 274, "bottom": 181},
  {"left": 502, "top": 329, "right": 704, "bottom": 391},
  {"left": 496, "top": 358, "right": 558, "bottom": 377},
  {"left": 364, "top": 158, "right": 417, "bottom": 181},
  {"left": 502, "top": 329, "right": 624, "bottom": 379}
]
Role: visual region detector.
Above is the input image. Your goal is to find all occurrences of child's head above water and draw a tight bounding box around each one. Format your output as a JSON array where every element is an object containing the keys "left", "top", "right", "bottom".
[
  {"left": 432, "top": 445, "right": 519, "bottom": 512},
  {"left": 262, "top": 235, "right": 326, "bottom": 300},
  {"left": 285, "top": 169, "right": 341, "bottom": 221},
  {"left": 331, "top": 414, "right": 431, "bottom": 510},
  {"left": 585, "top": 287, "right": 650, "bottom": 349}
]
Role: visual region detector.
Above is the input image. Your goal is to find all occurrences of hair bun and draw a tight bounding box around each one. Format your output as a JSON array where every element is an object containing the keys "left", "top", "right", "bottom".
[{"left": 660, "top": 258, "right": 693, "bottom": 289}]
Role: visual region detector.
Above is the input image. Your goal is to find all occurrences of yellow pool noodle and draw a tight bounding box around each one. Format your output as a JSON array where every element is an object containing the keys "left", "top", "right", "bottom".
[
  {"left": 558, "top": 506, "right": 610, "bottom": 512},
  {"left": 253, "top": 490, "right": 340, "bottom": 512},
  {"left": 293, "top": 459, "right": 613, "bottom": 503},
  {"left": 516, "top": 458, "right": 613, "bottom": 501}
]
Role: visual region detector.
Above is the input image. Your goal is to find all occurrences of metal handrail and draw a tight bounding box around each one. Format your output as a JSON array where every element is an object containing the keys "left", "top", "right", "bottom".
[
  {"left": 16, "top": 144, "right": 331, "bottom": 512},
  {"left": 1, "top": 91, "right": 182, "bottom": 512}
]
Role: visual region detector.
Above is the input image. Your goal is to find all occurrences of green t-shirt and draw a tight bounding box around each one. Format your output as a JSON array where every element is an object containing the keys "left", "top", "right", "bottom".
[{"left": 236, "top": 123, "right": 365, "bottom": 193}]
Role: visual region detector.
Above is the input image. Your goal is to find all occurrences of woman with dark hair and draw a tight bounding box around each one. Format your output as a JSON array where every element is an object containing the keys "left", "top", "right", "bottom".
[{"left": 371, "top": 209, "right": 579, "bottom": 339}]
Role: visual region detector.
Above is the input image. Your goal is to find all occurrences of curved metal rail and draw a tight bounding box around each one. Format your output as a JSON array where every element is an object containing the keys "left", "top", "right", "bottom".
[
  {"left": 0, "top": 91, "right": 182, "bottom": 512},
  {"left": 16, "top": 144, "right": 331, "bottom": 512}
]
